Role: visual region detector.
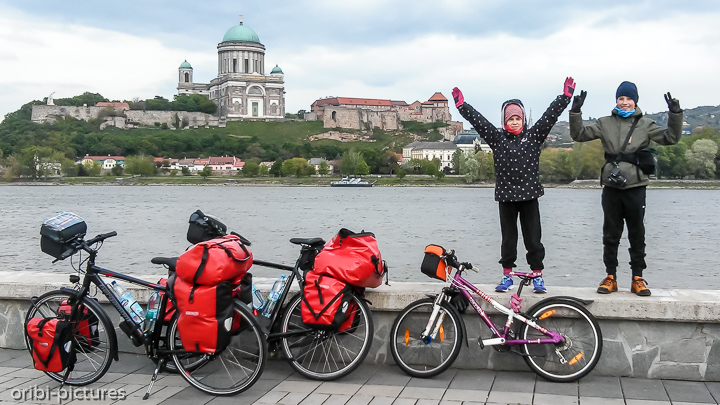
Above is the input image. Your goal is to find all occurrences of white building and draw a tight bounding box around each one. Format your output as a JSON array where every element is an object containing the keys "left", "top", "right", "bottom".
[{"left": 402, "top": 141, "right": 458, "bottom": 170}]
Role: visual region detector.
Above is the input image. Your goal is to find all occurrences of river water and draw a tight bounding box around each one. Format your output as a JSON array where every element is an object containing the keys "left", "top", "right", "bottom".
[{"left": 2, "top": 185, "right": 719, "bottom": 290}]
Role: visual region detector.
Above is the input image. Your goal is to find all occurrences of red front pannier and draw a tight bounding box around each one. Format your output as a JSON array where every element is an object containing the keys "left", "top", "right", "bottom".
[
  {"left": 176, "top": 235, "right": 252, "bottom": 286},
  {"left": 26, "top": 318, "right": 76, "bottom": 373},
  {"left": 313, "top": 229, "right": 386, "bottom": 288},
  {"left": 169, "top": 275, "right": 235, "bottom": 354},
  {"left": 58, "top": 300, "right": 100, "bottom": 351},
  {"left": 301, "top": 272, "right": 353, "bottom": 330}
]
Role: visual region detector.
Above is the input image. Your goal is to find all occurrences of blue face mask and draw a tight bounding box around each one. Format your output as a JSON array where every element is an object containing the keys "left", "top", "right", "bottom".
[{"left": 614, "top": 106, "right": 635, "bottom": 118}]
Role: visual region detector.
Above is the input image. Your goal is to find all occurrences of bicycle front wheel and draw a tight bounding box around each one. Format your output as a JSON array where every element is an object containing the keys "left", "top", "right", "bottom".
[
  {"left": 169, "top": 301, "right": 267, "bottom": 396},
  {"left": 24, "top": 290, "right": 115, "bottom": 386},
  {"left": 280, "top": 293, "right": 374, "bottom": 380},
  {"left": 390, "top": 297, "right": 462, "bottom": 378},
  {"left": 520, "top": 299, "right": 602, "bottom": 382}
]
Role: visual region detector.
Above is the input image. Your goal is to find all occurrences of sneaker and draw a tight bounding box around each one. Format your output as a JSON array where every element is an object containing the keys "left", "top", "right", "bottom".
[
  {"left": 631, "top": 276, "right": 651, "bottom": 296},
  {"left": 597, "top": 275, "right": 618, "bottom": 294},
  {"left": 495, "top": 275, "right": 514, "bottom": 292},
  {"left": 532, "top": 276, "right": 547, "bottom": 293}
]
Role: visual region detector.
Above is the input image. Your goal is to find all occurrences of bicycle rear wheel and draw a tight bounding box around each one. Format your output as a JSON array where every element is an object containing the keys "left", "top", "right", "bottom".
[
  {"left": 24, "top": 290, "right": 115, "bottom": 386},
  {"left": 520, "top": 299, "right": 602, "bottom": 382},
  {"left": 169, "top": 301, "right": 266, "bottom": 396},
  {"left": 280, "top": 293, "right": 374, "bottom": 380},
  {"left": 390, "top": 297, "right": 462, "bottom": 378}
]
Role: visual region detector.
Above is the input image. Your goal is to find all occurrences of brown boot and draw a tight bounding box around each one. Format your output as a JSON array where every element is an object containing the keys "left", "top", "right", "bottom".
[
  {"left": 597, "top": 274, "right": 617, "bottom": 294},
  {"left": 631, "top": 276, "right": 651, "bottom": 296}
]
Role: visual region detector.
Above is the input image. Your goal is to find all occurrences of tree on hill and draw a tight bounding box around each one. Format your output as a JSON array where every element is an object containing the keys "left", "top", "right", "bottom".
[
  {"left": 199, "top": 166, "right": 213, "bottom": 179},
  {"left": 52, "top": 92, "right": 108, "bottom": 107},
  {"left": 355, "top": 161, "right": 370, "bottom": 176}
]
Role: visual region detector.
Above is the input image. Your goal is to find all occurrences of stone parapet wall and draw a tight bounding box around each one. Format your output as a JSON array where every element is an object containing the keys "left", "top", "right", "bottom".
[
  {"left": 30, "top": 105, "right": 218, "bottom": 129},
  {"left": 2, "top": 271, "right": 719, "bottom": 380}
]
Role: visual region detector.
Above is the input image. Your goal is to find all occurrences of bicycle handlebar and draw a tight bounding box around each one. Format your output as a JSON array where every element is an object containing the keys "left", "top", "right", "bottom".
[
  {"left": 58, "top": 231, "right": 118, "bottom": 260},
  {"left": 443, "top": 249, "right": 476, "bottom": 273}
]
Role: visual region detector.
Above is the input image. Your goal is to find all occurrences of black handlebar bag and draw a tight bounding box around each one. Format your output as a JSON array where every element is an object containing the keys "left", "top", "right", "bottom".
[{"left": 40, "top": 212, "right": 87, "bottom": 260}]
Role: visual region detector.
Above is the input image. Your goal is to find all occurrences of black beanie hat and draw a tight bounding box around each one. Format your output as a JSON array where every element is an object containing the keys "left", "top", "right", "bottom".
[{"left": 616, "top": 81, "right": 638, "bottom": 104}]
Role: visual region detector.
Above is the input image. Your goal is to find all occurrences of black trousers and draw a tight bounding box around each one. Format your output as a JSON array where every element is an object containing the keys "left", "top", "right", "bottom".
[
  {"left": 601, "top": 185, "right": 647, "bottom": 277},
  {"left": 498, "top": 199, "right": 544, "bottom": 271}
]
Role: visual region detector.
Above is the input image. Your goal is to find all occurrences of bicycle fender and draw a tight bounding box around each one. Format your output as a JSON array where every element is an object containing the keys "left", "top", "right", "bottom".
[
  {"left": 59, "top": 288, "right": 120, "bottom": 361},
  {"left": 427, "top": 294, "right": 469, "bottom": 348},
  {"left": 525, "top": 296, "right": 593, "bottom": 317}
]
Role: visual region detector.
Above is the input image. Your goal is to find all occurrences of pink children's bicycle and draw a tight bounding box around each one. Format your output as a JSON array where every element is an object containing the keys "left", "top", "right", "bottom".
[{"left": 389, "top": 245, "right": 602, "bottom": 382}]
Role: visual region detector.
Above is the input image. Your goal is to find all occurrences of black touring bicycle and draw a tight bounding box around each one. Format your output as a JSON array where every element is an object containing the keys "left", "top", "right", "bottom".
[{"left": 24, "top": 211, "right": 377, "bottom": 398}]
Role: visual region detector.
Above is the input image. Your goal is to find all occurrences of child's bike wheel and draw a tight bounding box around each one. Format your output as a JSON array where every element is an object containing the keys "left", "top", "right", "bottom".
[
  {"left": 390, "top": 297, "right": 463, "bottom": 378},
  {"left": 520, "top": 298, "right": 602, "bottom": 382}
]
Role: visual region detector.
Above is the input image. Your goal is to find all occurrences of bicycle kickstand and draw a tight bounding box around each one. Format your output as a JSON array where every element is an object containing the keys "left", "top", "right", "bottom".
[{"left": 143, "top": 358, "right": 166, "bottom": 400}]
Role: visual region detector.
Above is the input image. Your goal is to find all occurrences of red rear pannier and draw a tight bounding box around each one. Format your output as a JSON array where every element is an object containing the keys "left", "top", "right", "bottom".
[
  {"left": 338, "top": 299, "right": 360, "bottom": 333},
  {"left": 58, "top": 300, "right": 100, "bottom": 351},
  {"left": 157, "top": 278, "right": 176, "bottom": 322},
  {"left": 313, "top": 229, "right": 386, "bottom": 288},
  {"left": 176, "top": 235, "right": 252, "bottom": 286},
  {"left": 301, "top": 272, "right": 353, "bottom": 330},
  {"left": 26, "top": 318, "right": 76, "bottom": 373},
  {"left": 169, "top": 276, "right": 235, "bottom": 353}
]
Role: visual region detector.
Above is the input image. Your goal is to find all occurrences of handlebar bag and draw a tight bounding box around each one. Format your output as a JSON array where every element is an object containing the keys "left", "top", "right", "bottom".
[
  {"left": 187, "top": 210, "right": 228, "bottom": 244},
  {"left": 169, "top": 275, "right": 235, "bottom": 354},
  {"left": 301, "top": 272, "right": 353, "bottom": 331},
  {"left": 421, "top": 245, "right": 449, "bottom": 281},
  {"left": 40, "top": 212, "right": 87, "bottom": 260},
  {"left": 313, "top": 228, "right": 386, "bottom": 288},
  {"left": 26, "top": 317, "right": 76, "bottom": 373},
  {"left": 176, "top": 235, "right": 252, "bottom": 286},
  {"left": 58, "top": 300, "right": 100, "bottom": 351}
]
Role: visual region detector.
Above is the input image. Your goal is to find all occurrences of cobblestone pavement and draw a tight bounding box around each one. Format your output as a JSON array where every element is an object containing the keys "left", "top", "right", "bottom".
[{"left": 2, "top": 348, "right": 720, "bottom": 405}]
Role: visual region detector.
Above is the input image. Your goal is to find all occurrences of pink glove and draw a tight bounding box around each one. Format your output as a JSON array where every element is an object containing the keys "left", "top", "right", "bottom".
[
  {"left": 452, "top": 87, "right": 464, "bottom": 108},
  {"left": 564, "top": 77, "right": 576, "bottom": 97}
]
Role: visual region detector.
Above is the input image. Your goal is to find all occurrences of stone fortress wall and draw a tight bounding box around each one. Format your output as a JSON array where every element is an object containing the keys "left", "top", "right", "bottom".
[{"left": 31, "top": 105, "right": 219, "bottom": 129}]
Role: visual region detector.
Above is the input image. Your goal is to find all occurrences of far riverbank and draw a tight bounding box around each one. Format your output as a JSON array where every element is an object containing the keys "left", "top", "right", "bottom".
[{"left": 2, "top": 176, "right": 720, "bottom": 189}]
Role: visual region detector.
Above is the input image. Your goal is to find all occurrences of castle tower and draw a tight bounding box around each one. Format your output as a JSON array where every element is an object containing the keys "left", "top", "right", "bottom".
[{"left": 178, "top": 60, "right": 194, "bottom": 92}]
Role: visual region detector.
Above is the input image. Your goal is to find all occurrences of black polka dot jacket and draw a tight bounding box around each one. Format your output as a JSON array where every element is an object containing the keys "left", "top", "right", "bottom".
[{"left": 457, "top": 94, "right": 571, "bottom": 202}]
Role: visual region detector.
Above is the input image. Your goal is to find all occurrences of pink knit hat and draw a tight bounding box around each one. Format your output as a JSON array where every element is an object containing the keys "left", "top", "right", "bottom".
[{"left": 504, "top": 103, "right": 524, "bottom": 124}]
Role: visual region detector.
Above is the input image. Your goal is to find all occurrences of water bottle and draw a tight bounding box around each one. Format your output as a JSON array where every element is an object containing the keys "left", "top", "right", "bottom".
[
  {"left": 261, "top": 275, "right": 287, "bottom": 318},
  {"left": 251, "top": 283, "right": 265, "bottom": 311},
  {"left": 143, "top": 290, "right": 160, "bottom": 334},
  {"left": 111, "top": 281, "right": 145, "bottom": 324}
]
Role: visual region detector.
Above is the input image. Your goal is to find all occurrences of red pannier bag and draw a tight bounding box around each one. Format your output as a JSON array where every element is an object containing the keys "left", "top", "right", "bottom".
[
  {"left": 58, "top": 300, "right": 100, "bottom": 351},
  {"left": 157, "top": 278, "right": 176, "bottom": 322},
  {"left": 26, "top": 318, "right": 76, "bottom": 373},
  {"left": 176, "top": 235, "right": 252, "bottom": 286},
  {"left": 313, "top": 228, "right": 386, "bottom": 288},
  {"left": 169, "top": 275, "right": 236, "bottom": 353},
  {"left": 231, "top": 273, "right": 253, "bottom": 334},
  {"left": 301, "top": 272, "right": 353, "bottom": 330},
  {"left": 338, "top": 300, "right": 360, "bottom": 333}
]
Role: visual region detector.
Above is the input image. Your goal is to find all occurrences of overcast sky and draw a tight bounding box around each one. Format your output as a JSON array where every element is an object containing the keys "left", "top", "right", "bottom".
[{"left": 1, "top": 0, "right": 719, "bottom": 127}]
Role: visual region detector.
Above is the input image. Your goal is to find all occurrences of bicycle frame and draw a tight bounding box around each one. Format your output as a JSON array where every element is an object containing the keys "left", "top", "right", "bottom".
[
  {"left": 252, "top": 258, "right": 311, "bottom": 342},
  {"left": 421, "top": 268, "right": 563, "bottom": 347}
]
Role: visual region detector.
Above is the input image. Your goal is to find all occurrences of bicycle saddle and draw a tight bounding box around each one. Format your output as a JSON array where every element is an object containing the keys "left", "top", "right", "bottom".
[
  {"left": 151, "top": 257, "right": 178, "bottom": 273},
  {"left": 289, "top": 238, "right": 325, "bottom": 247}
]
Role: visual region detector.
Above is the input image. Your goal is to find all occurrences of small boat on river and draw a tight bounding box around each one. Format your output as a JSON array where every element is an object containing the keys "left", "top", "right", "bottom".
[{"left": 330, "top": 177, "right": 376, "bottom": 187}]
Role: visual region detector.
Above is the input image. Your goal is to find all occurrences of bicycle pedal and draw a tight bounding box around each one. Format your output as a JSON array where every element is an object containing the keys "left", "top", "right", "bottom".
[{"left": 477, "top": 338, "right": 485, "bottom": 349}]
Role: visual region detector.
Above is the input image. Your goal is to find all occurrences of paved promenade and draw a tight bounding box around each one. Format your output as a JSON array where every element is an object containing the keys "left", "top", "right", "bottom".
[{"left": 1, "top": 348, "right": 720, "bottom": 405}]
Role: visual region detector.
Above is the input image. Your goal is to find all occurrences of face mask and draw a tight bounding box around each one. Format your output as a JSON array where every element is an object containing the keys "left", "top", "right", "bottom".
[{"left": 614, "top": 106, "right": 635, "bottom": 118}]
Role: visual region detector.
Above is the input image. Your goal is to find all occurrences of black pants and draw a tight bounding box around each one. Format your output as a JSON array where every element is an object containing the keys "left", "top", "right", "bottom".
[
  {"left": 601, "top": 186, "right": 646, "bottom": 277},
  {"left": 498, "top": 199, "right": 544, "bottom": 271}
]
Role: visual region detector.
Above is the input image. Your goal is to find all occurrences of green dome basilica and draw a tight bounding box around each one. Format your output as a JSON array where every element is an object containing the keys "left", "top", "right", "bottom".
[{"left": 222, "top": 23, "right": 260, "bottom": 43}]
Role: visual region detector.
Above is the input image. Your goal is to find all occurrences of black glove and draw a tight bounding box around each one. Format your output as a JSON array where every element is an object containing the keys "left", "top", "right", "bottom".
[
  {"left": 446, "top": 288, "right": 469, "bottom": 313},
  {"left": 570, "top": 90, "right": 587, "bottom": 113},
  {"left": 664, "top": 92, "right": 682, "bottom": 113}
]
